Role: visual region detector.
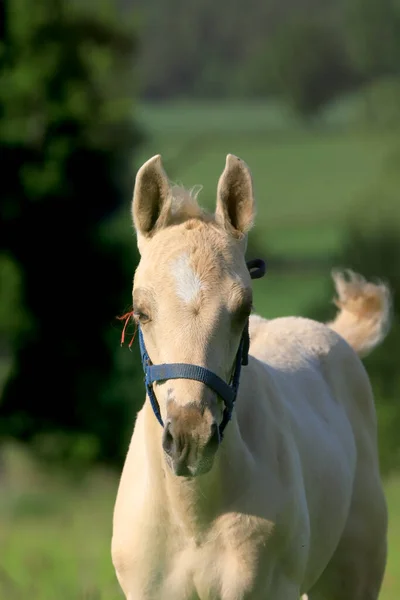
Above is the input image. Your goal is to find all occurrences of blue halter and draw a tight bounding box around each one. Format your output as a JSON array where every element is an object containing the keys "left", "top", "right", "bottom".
[{"left": 138, "top": 258, "right": 266, "bottom": 439}]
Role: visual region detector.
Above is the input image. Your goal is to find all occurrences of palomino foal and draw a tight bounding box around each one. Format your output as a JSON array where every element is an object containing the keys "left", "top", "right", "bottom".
[{"left": 112, "top": 154, "right": 390, "bottom": 600}]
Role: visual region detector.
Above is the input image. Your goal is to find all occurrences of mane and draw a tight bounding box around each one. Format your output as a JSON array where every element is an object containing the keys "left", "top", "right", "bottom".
[{"left": 167, "top": 184, "right": 214, "bottom": 225}]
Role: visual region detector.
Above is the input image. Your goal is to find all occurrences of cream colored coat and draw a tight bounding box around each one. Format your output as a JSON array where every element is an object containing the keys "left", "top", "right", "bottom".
[{"left": 112, "top": 154, "right": 390, "bottom": 600}]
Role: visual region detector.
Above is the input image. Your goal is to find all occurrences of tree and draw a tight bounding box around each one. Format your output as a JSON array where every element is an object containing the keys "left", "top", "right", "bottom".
[
  {"left": 344, "top": 0, "right": 400, "bottom": 79},
  {"left": 343, "top": 0, "right": 400, "bottom": 128},
  {"left": 0, "top": 0, "right": 144, "bottom": 466},
  {"left": 132, "top": 0, "right": 347, "bottom": 100},
  {"left": 265, "top": 16, "right": 357, "bottom": 119}
]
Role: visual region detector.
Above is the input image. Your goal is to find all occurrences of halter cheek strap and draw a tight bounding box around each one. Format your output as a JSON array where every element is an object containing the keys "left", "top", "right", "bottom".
[
  {"left": 139, "top": 328, "right": 244, "bottom": 439},
  {"left": 137, "top": 258, "right": 266, "bottom": 440}
]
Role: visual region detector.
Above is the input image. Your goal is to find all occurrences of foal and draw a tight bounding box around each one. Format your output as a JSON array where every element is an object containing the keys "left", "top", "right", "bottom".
[{"left": 112, "top": 154, "right": 390, "bottom": 600}]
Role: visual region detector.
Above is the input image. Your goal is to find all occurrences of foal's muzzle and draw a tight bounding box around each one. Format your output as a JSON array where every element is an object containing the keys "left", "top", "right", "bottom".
[{"left": 162, "top": 415, "right": 220, "bottom": 477}]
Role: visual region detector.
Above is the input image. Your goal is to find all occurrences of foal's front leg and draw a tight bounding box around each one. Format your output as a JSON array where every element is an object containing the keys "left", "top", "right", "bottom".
[{"left": 112, "top": 542, "right": 169, "bottom": 600}]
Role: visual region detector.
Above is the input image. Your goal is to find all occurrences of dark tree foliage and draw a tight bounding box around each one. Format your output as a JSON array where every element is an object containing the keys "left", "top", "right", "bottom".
[
  {"left": 133, "top": 0, "right": 343, "bottom": 100},
  {"left": 265, "top": 16, "right": 358, "bottom": 119},
  {"left": 344, "top": 0, "right": 400, "bottom": 80},
  {"left": 0, "top": 0, "right": 144, "bottom": 466},
  {"left": 120, "top": 0, "right": 400, "bottom": 114}
]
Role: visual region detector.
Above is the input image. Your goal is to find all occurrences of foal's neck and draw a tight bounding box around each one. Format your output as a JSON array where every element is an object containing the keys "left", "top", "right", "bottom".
[{"left": 143, "top": 400, "right": 253, "bottom": 538}]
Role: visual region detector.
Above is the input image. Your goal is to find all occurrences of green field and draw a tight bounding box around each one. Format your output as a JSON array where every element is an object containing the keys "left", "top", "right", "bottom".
[{"left": 1, "top": 442, "right": 399, "bottom": 599}]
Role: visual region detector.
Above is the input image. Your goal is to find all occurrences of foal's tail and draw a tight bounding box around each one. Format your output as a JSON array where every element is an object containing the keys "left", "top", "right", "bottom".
[{"left": 326, "top": 269, "right": 392, "bottom": 358}]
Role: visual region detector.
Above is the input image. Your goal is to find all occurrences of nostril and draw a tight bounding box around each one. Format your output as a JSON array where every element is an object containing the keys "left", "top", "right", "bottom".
[{"left": 162, "top": 421, "right": 174, "bottom": 456}]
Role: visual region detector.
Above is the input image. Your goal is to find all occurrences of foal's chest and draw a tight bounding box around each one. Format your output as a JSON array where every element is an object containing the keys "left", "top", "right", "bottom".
[{"left": 160, "top": 515, "right": 274, "bottom": 600}]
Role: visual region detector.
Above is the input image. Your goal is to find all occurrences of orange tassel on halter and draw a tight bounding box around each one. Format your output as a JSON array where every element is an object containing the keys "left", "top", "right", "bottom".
[{"left": 117, "top": 311, "right": 137, "bottom": 349}]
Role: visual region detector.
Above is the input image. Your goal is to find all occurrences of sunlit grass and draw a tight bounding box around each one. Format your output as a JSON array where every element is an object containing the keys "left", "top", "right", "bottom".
[{"left": 0, "top": 444, "right": 120, "bottom": 600}]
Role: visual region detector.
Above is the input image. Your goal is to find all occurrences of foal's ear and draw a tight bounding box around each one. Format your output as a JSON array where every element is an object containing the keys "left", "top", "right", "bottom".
[
  {"left": 215, "top": 154, "right": 255, "bottom": 238},
  {"left": 132, "top": 154, "right": 171, "bottom": 251}
]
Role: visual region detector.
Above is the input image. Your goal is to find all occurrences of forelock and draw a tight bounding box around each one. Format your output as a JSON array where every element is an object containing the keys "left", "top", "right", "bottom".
[{"left": 165, "top": 185, "right": 215, "bottom": 226}]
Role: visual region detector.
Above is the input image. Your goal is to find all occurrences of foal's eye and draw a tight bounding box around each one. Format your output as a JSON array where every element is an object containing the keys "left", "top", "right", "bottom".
[
  {"left": 133, "top": 310, "right": 150, "bottom": 324},
  {"left": 233, "top": 302, "right": 253, "bottom": 323}
]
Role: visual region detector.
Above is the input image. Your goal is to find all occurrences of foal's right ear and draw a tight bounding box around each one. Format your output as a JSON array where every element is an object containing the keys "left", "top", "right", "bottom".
[{"left": 132, "top": 154, "right": 171, "bottom": 252}]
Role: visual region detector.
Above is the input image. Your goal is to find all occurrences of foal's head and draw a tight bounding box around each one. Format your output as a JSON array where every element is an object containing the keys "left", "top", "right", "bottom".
[{"left": 132, "top": 154, "right": 256, "bottom": 477}]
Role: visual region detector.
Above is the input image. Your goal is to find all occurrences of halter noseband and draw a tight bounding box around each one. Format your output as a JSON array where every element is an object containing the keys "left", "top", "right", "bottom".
[{"left": 138, "top": 258, "right": 266, "bottom": 440}]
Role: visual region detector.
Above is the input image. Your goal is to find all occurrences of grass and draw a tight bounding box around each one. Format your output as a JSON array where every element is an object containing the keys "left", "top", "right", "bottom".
[
  {"left": 0, "top": 444, "right": 120, "bottom": 600},
  {"left": 0, "top": 442, "right": 399, "bottom": 599}
]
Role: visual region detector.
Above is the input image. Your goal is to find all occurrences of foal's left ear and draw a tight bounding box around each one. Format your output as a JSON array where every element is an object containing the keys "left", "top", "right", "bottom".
[{"left": 215, "top": 154, "right": 255, "bottom": 238}]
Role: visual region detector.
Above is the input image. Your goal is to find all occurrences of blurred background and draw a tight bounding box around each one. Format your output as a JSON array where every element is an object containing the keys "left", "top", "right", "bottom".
[{"left": 0, "top": 0, "right": 399, "bottom": 597}]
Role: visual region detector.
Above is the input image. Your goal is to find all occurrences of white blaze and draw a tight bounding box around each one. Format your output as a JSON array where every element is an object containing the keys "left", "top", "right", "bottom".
[{"left": 171, "top": 253, "right": 202, "bottom": 303}]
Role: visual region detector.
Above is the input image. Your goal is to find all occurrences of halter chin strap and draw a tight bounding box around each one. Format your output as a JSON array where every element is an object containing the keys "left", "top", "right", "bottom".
[{"left": 138, "top": 258, "right": 266, "bottom": 440}]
